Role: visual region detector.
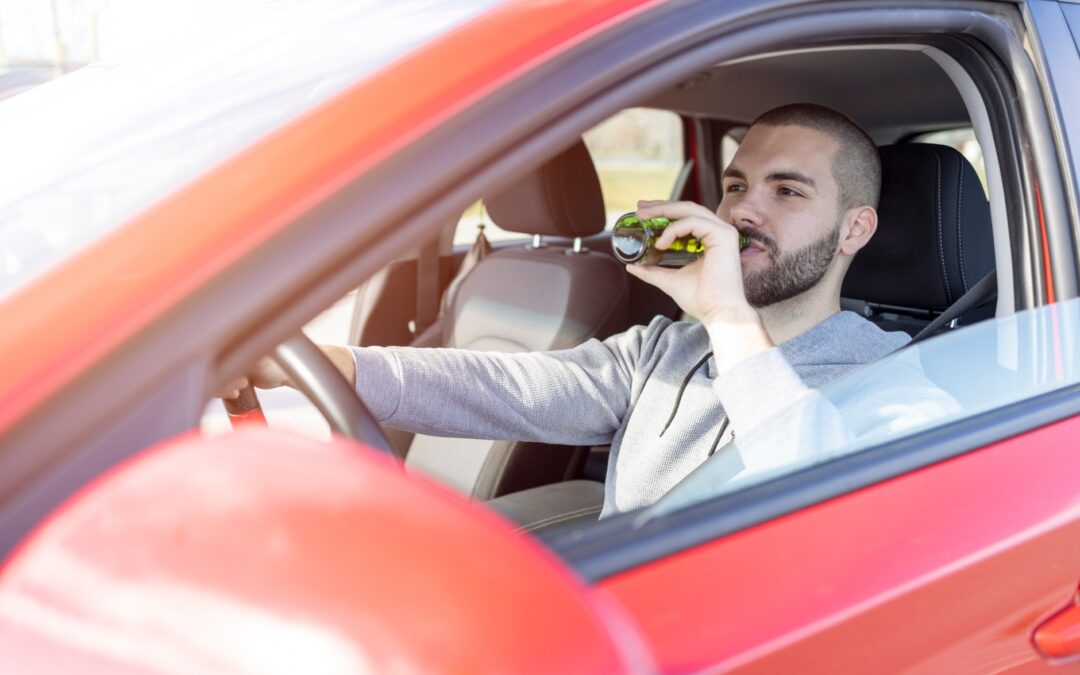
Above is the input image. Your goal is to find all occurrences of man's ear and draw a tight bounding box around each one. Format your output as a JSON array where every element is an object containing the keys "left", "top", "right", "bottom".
[{"left": 840, "top": 206, "right": 877, "bottom": 256}]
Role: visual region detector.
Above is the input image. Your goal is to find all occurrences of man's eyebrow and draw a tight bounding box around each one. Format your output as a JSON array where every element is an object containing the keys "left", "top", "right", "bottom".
[
  {"left": 720, "top": 167, "right": 818, "bottom": 191},
  {"left": 767, "top": 171, "right": 817, "bottom": 190}
]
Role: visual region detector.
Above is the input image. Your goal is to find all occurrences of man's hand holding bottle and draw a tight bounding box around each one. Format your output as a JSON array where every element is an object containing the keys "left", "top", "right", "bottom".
[{"left": 624, "top": 199, "right": 774, "bottom": 375}]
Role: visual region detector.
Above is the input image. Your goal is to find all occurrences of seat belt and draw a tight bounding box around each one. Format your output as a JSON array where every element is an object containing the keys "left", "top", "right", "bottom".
[
  {"left": 911, "top": 270, "right": 996, "bottom": 344},
  {"left": 413, "top": 236, "right": 441, "bottom": 336}
]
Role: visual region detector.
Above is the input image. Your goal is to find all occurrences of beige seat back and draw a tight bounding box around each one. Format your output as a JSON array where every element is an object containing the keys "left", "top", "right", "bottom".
[{"left": 404, "top": 140, "right": 629, "bottom": 499}]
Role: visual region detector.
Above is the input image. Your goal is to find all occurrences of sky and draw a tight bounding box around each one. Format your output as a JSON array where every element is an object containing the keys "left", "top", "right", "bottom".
[{"left": 0, "top": 0, "right": 270, "bottom": 66}]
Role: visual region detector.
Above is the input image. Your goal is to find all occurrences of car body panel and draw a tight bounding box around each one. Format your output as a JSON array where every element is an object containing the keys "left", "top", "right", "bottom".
[
  {"left": 0, "top": 426, "right": 650, "bottom": 674},
  {"left": 600, "top": 413, "right": 1080, "bottom": 672}
]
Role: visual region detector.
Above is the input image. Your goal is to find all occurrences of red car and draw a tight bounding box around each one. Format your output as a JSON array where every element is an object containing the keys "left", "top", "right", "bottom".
[{"left": 3, "top": 0, "right": 1080, "bottom": 672}]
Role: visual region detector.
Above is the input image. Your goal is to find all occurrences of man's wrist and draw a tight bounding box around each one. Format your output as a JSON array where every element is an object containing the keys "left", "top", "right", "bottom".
[
  {"left": 703, "top": 306, "right": 774, "bottom": 376},
  {"left": 319, "top": 344, "right": 357, "bottom": 387}
]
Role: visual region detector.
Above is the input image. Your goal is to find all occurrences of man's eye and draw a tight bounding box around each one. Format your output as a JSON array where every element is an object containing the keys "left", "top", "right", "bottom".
[
  {"left": 778, "top": 186, "right": 803, "bottom": 197},
  {"left": 725, "top": 183, "right": 746, "bottom": 193}
]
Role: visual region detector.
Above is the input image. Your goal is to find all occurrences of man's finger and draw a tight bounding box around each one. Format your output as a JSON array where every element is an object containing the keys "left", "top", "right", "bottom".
[
  {"left": 625, "top": 262, "right": 679, "bottom": 292},
  {"left": 214, "top": 377, "right": 249, "bottom": 400},
  {"left": 223, "top": 377, "right": 249, "bottom": 392},
  {"left": 652, "top": 217, "right": 706, "bottom": 249},
  {"left": 637, "top": 200, "right": 717, "bottom": 222},
  {"left": 651, "top": 216, "right": 738, "bottom": 251}
]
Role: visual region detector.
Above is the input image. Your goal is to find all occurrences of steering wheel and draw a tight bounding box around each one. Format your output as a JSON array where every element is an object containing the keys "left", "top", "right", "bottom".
[{"left": 223, "top": 333, "right": 396, "bottom": 457}]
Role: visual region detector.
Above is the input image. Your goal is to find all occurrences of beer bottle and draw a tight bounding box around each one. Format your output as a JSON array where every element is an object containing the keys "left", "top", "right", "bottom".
[{"left": 611, "top": 211, "right": 751, "bottom": 267}]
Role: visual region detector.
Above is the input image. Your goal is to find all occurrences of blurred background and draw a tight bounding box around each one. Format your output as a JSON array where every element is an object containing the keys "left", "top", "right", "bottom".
[{"left": 0, "top": 0, "right": 267, "bottom": 86}]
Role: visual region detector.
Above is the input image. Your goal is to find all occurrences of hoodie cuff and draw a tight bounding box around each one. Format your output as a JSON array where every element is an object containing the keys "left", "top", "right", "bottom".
[
  {"left": 347, "top": 346, "right": 403, "bottom": 422},
  {"left": 713, "top": 347, "right": 814, "bottom": 435}
]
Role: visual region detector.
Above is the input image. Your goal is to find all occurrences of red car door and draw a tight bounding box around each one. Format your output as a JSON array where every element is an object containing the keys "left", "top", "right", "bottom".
[{"left": 597, "top": 414, "right": 1080, "bottom": 672}]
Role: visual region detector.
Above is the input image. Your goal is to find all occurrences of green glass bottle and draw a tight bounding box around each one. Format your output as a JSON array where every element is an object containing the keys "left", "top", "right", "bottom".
[{"left": 611, "top": 212, "right": 751, "bottom": 267}]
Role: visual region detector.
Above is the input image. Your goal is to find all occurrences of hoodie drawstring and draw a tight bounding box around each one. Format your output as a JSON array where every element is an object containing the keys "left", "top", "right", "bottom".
[
  {"left": 659, "top": 351, "right": 713, "bottom": 437},
  {"left": 708, "top": 419, "right": 731, "bottom": 456}
]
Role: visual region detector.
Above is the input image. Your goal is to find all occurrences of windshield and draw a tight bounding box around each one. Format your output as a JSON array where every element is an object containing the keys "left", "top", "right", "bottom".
[
  {"left": 646, "top": 300, "right": 1080, "bottom": 520},
  {"left": 0, "top": 0, "right": 501, "bottom": 301}
]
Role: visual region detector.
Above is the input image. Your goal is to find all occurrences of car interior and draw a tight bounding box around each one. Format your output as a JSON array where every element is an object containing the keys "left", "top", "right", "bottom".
[{"left": 210, "top": 45, "right": 1008, "bottom": 535}]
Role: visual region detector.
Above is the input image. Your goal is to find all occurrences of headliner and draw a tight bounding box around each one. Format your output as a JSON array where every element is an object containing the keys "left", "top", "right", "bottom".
[{"left": 646, "top": 47, "right": 970, "bottom": 143}]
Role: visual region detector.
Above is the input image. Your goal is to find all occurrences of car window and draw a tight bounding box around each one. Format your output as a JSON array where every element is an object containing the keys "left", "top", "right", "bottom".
[
  {"left": 643, "top": 301, "right": 1080, "bottom": 521},
  {"left": 720, "top": 127, "right": 744, "bottom": 168},
  {"left": 452, "top": 108, "right": 684, "bottom": 245},
  {"left": 585, "top": 108, "right": 684, "bottom": 227}
]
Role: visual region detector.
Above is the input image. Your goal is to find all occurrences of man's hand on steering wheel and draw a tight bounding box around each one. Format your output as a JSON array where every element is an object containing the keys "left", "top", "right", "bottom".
[
  {"left": 217, "top": 345, "right": 357, "bottom": 399},
  {"left": 217, "top": 358, "right": 289, "bottom": 399},
  {"left": 215, "top": 339, "right": 392, "bottom": 455}
]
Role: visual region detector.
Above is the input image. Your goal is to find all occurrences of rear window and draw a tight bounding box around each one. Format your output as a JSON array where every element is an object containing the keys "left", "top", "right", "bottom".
[{"left": 454, "top": 108, "right": 684, "bottom": 245}]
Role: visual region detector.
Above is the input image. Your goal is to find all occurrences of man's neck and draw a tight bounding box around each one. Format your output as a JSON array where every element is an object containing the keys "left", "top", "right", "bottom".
[{"left": 755, "top": 286, "right": 841, "bottom": 345}]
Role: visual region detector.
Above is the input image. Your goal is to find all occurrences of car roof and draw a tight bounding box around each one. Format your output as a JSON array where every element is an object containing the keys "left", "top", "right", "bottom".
[{"left": 0, "top": 0, "right": 663, "bottom": 436}]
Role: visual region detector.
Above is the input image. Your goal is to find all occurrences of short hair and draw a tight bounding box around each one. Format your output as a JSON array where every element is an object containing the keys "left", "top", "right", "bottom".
[{"left": 750, "top": 103, "right": 881, "bottom": 211}]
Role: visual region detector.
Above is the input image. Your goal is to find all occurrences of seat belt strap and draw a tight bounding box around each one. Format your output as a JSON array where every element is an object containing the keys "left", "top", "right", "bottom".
[
  {"left": 911, "top": 270, "right": 997, "bottom": 343},
  {"left": 414, "top": 237, "right": 441, "bottom": 336}
]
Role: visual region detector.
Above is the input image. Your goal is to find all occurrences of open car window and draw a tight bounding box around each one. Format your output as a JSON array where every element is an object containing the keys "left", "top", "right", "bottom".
[{"left": 643, "top": 300, "right": 1080, "bottom": 521}]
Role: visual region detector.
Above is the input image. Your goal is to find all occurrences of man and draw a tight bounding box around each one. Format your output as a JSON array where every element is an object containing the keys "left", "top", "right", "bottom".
[{"left": 223, "top": 103, "right": 954, "bottom": 517}]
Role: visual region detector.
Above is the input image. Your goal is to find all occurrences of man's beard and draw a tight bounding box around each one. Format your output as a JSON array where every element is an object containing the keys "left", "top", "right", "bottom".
[{"left": 742, "top": 221, "right": 841, "bottom": 308}]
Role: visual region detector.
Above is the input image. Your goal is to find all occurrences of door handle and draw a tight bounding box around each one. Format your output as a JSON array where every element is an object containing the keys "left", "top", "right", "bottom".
[{"left": 1034, "top": 601, "right": 1080, "bottom": 658}]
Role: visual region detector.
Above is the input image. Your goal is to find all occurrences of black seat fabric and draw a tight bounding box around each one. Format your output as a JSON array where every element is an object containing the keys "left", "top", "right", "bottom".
[
  {"left": 403, "top": 140, "right": 630, "bottom": 499},
  {"left": 842, "top": 143, "right": 995, "bottom": 315}
]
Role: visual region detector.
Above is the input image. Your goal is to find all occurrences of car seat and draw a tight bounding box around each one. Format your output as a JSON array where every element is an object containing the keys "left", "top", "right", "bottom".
[
  {"left": 841, "top": 143, "right": 996, "bottom": 334},
  {"left": 401, "top": 140, "right": 631, "bottom": 499}
]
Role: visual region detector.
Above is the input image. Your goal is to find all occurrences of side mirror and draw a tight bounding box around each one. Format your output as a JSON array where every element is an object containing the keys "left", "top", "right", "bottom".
[{"left": 0, "top": 427, "right": 653, "bottom": 673}]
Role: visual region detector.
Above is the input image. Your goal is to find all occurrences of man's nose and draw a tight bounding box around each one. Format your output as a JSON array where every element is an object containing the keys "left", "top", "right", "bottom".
[{"left": 726, "top": 190, "right": 765, "bottom": 228}]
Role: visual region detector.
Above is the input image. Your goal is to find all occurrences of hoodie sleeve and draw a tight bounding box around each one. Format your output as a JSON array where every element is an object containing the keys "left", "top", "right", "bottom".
[
  {"left": 347, "top": 319, "right": 662, "bottom": 446},
  {"left": 712, "top": 345, "right": 960, "bottom": 479},
  {"left": 649, "top": 346, "right": 960, "bottom": 517}
]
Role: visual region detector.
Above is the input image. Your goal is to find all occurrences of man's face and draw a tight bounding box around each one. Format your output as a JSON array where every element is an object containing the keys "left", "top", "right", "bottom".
[{"left": 717, "top": 123, "right": 845, "bottom": 307}]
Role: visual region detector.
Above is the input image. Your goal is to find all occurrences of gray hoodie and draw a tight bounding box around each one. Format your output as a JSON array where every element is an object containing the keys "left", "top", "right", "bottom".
[{"left": 350, "top": 311, "right": 945, "bottom": 517}]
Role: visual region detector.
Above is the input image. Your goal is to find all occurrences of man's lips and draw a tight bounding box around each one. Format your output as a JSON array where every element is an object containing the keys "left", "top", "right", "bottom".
[{"left": 740, "top": 240, "right": 769, "bottom": 257}]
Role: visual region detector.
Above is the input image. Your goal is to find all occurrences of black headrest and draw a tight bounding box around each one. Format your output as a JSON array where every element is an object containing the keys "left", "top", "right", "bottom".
[
  {"left": 842, "top": 143, "right": 995, "bottom": 312},
  {"left": 485, "top": 140, "right": 606, "bottom": 238}
]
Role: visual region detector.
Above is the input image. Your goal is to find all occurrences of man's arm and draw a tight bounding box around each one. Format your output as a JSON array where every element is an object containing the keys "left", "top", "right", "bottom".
[
  {"left": 347, "top": 329, "right": 645, "bottom": 445},
  {"left": 713, "top": 345, "right": 959, "bottom": 476},
  {"left": 222, "top": 323, "right": 655, "bottom": 447}
]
